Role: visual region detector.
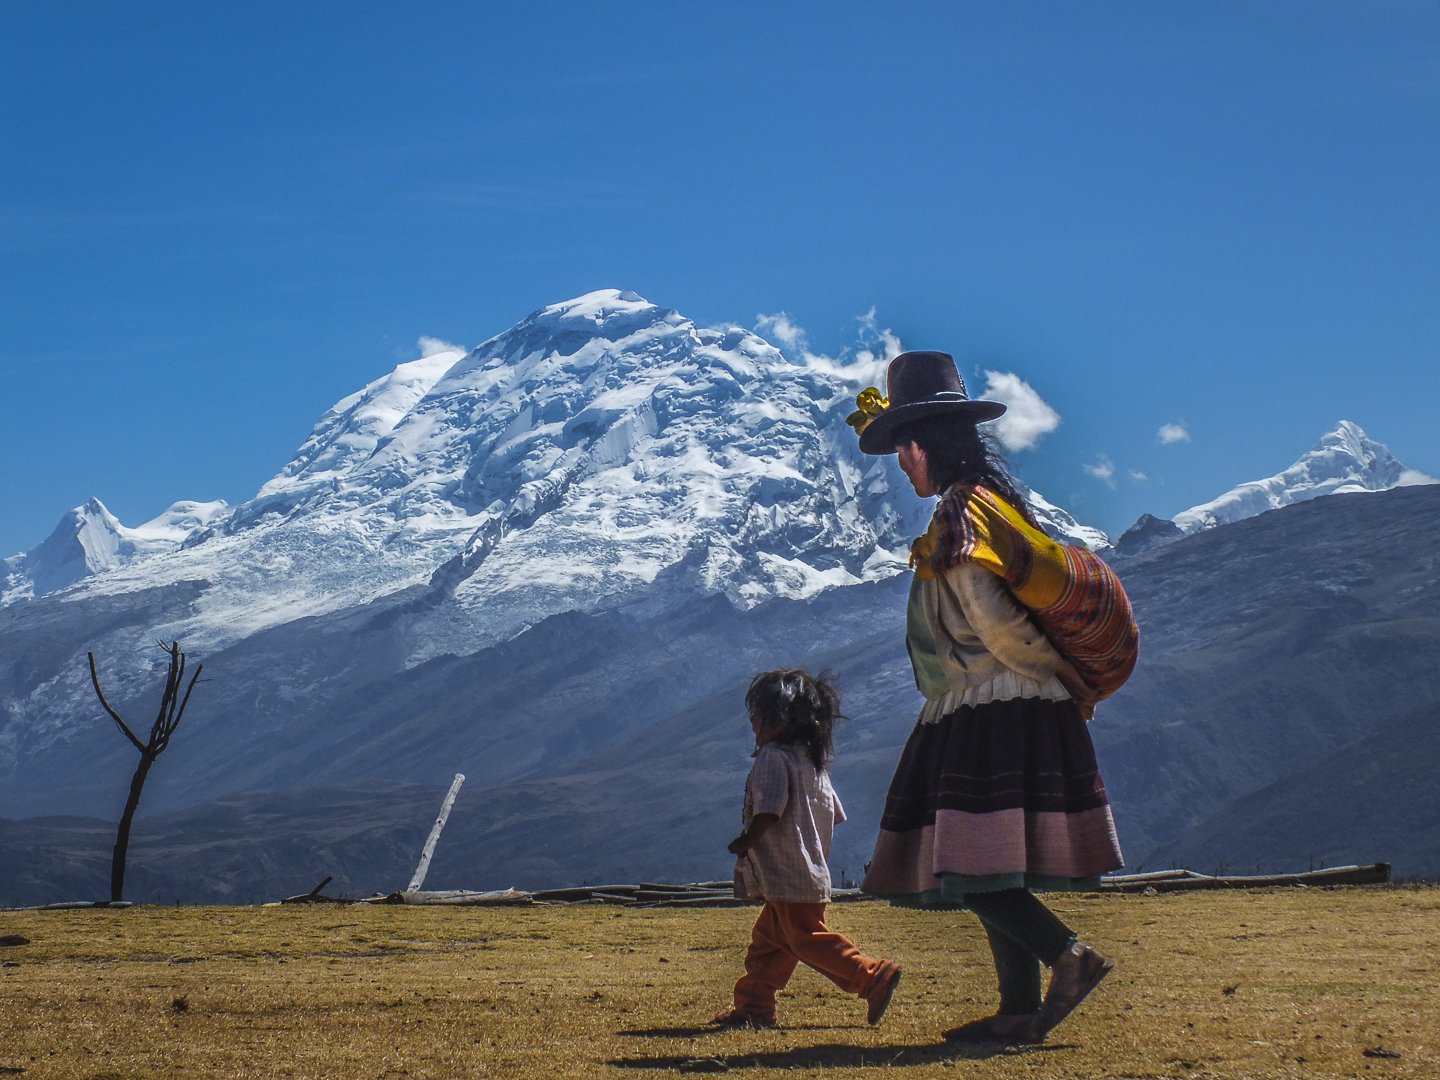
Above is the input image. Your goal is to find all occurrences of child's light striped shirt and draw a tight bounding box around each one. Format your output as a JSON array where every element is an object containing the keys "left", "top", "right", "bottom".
[{"left": 735, "top": 743, "right": 845, "bottom": 903}]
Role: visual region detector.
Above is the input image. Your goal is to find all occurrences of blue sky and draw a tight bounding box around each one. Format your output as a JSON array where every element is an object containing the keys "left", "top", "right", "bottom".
[{"left": 3, "top": 1, "right": 1437, "bottom": 557}]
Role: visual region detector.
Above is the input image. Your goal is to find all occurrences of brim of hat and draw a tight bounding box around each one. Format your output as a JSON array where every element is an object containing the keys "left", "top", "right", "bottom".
[{"left": 857, "top": 399, "right": 1007, "bottom": 454}]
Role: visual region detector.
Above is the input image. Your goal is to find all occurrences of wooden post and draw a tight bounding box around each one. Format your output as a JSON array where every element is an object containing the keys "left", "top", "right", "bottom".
[{"left": 407, "top": 773, "right": 466, "bottom": 893}]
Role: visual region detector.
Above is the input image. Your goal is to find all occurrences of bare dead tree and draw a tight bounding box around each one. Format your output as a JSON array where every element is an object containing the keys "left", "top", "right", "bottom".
[{"left": 88, "top": 641, "right": 204, "bottom": 903}]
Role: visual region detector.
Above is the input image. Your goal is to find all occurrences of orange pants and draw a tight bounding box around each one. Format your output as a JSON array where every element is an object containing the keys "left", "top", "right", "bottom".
[{"left": 732, "top": 901, "right": 889, "bottom": 1020}]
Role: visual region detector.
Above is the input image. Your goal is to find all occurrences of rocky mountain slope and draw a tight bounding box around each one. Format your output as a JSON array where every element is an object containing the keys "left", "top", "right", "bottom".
[
  {"left": 1157, "top": 698, "right": 1440, "bottom": 878},
  {"left": 4, "top": 484, "right": 1437, "bottom": 904}
]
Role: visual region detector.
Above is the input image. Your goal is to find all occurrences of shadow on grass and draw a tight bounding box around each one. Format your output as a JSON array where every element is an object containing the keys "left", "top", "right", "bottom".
[
  {"left": 618, "top": 1024, "right": 842, "bottom": 1039},
  {"left": 609, "top": 1038, "right": 1067, "bottom": 1070}
]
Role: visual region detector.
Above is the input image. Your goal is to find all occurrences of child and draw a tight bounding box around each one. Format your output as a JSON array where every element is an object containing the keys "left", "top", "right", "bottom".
[{"left": 712, "top": 668, "right": 901, "bottom": 1029}]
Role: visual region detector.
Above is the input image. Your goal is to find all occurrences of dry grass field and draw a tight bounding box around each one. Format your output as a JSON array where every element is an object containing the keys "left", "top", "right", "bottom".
[{"left": 1, "top": 886, "right": 1436, "bottom": 1079}]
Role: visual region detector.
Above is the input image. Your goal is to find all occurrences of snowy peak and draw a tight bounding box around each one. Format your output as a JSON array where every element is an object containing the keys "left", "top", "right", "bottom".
[
  {"left": 1172, "top": 420, "right": 1412, "bottom": 534},
  {"left": 2, "top": 496, "right": 228, "bottom": 603},
  {"left": 3, "top": 498, "right": 126, "bottom": 602},
  {"left": 365, "top": 289, "right": 913, "bottom": 622},
  {"left": 129, "top": 499, "right": 233, "bottom": 545},
  {"left": 530, "top": 288, "right": 670, "bottom": 336},
  {"left": 1114, "top": 420, "right": 1432, "bottom": 556},
  {"left": 228, "top": 291, "right": 708, "bottom": 537}
]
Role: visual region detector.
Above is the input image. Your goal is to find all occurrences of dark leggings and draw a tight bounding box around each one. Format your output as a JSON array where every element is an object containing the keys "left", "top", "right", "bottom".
[{"left": 964, "top": 888, "right": 1077, "bottom": 1015}]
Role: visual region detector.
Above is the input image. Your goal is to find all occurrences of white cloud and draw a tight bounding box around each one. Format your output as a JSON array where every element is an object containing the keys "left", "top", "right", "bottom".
[
  {"left": 754, "top": 308, "right": 899, "bottom": 389},
  {"left": 754, "top": 312, "right": 808, "bottom": 355},
  {"left": 1397, "top": 468, "right": 1439, "bottom": 487},
  {"left": 1084, "top": 456, "right": 1117, "bottom": 489},
  {"left": 851, "top": 308, "right": 903, "bottom": 372},
  {"left": 1158, "top": 422, "right": 1191, "bottom": 445},
  {"left": 418, "top": 336, "right": 465, "bottom": 358},
  {"left": 979, "top": 370, "right": 1061, "bottom": 453},
  {"left": 1128, "top": 469, "right": 1149, "bottom": 483}
]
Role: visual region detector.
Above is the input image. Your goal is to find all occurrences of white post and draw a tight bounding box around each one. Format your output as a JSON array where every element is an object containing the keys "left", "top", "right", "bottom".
[{"left": 407, "top": 773, "right": 466, "bottom": 893}]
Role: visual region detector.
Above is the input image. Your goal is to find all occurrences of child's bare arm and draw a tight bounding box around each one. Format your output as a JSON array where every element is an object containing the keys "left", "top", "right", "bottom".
[{"left": 727, "top": 813, "right": 780, "bottom": 855}]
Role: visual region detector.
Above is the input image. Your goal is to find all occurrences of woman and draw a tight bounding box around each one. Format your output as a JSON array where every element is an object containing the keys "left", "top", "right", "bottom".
[{"left": 853, "top": 351, "right": 1124, "bottom": 1045}]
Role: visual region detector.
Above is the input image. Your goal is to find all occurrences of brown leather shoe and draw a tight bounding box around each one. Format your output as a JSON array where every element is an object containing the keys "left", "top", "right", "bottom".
[
  {"left": 865, "top": 961, "right": 903, "bottom": 1025},
  {"left": 943, "top": 1013, "right": 1043, "bottom": 1044},
  {"left": 1029, "top": 942, "right": 1114, "bottom": 1040}
]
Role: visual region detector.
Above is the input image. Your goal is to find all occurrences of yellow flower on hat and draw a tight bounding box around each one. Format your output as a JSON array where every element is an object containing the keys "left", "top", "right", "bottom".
[{"left": 845, "top": 386, "right": 890, "bottom": 436}]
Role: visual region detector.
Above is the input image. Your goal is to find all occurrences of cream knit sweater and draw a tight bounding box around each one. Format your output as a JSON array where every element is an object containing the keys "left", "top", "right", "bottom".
[{"left": 909, "top": 561, "right": 1070, "bottom": 724}]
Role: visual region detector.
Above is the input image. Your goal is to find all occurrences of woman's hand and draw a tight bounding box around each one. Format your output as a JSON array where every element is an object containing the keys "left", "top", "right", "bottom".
[{"left": 1053, "top": 658, "right": 1099, "bottom": 718}]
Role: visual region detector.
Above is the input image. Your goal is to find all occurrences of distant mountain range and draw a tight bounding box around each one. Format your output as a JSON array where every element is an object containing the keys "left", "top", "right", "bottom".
[
  {"left": 1114, "top": 419, "right": 1428, "bottom": 556},
  {"left": 1, "top": 289, "right": 1435, "bottom": 904}
]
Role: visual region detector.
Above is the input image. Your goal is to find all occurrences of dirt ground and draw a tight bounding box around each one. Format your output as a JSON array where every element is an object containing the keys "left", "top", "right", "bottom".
[{"left": 1, "top": 885, "right": 1436, "bottom": 1078}]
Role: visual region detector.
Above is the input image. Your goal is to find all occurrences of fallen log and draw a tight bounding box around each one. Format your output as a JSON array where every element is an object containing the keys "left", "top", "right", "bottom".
[
  {"left": 635, "top": 896, "right": 757, "bottom": 908},
  {"left": 375, "top": 888, "right": 532, "bottom": 906},
  {"left": 1099, "top": 863, "right": 1390, "bottom": 893},
  {"left": 280, "top": 876, "right": 343, "bottom": 904},
  {"left": 532, "top": 885, "right": 639, "bottom": 902},
  {"left": 37, "top": 901, "right": 134, "bottom": 910}
]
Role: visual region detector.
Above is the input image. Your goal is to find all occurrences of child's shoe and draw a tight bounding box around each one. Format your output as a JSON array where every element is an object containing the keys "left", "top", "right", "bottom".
[
  {"left": 711, "top": 1008, "right": 777, "bottom": 1029},
  {"left": 865, "top": 960, "right": 903, "bottom": 1025}
]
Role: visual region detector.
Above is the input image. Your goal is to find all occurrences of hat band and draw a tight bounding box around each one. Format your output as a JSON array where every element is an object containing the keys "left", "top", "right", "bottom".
[{"left": 909, "top": 391, "right": 972, "bottom": 404}]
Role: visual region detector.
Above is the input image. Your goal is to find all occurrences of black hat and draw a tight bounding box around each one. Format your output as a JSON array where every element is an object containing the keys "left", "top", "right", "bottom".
[{"left": 852, "top": 351, "right": 1006, "bottom": 455}]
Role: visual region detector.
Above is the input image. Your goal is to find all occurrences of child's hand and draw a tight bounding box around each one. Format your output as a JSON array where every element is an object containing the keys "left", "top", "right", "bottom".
[{"left": 727, "top": 815, "right": 776, "bottom": 856}]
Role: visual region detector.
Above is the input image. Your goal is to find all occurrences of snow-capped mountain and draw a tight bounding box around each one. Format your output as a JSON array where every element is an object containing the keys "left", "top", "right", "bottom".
[
  {"left": 2, "top": 497, "right": 228, "bottom": 604},
  {"left": 1172, "top": 421, "right": 1421, "bottom": 533},
  {"left": 1, "top": 290, "right": 1106, "bottom": 648},
  {"left": 173, "top": 289, "right": 917, "bottom": 655},
  {"left": 1116, "top": 420, "right": 1431, "bottom": 555},
  {"left": 1, "top": 291, "right": 926, "bottom": 721},
  {"left": 0, "top": 288, "right": 1117, "bottom": 824}
]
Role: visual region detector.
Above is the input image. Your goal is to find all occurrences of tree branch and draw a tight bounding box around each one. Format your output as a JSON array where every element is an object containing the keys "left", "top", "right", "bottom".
[{"left": 88, "top": 652, "right": 146, "bottom": 753}]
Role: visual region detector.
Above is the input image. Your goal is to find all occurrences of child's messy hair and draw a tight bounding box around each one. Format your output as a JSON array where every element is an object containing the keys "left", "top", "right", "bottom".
[{"left": 746, "top": 668, "right": 842, "bottom": 770}]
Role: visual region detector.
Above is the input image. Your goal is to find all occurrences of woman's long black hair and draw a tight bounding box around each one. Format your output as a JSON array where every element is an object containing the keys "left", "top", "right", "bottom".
[
  {"left": 745, "top": 668, "right": 841, "bottom": 770},
  {"left": 893, "top": 413, "right": 1041, "bottom": 529}
]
